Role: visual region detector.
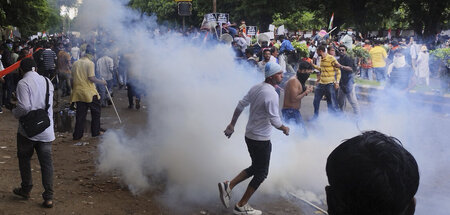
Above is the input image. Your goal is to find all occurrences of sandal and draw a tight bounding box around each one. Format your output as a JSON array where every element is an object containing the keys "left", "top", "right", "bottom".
[
  {"left": 42, "top": 200, "right": 53, "bottom": 208},
  {"left": 13, "top": 187, "right": 30, "bottom": 199}
]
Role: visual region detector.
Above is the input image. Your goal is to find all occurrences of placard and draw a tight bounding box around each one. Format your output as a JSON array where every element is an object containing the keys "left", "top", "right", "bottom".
[
  {"left": 277, "top": 25, "right": 285, "bottom": 35},
  {"left": 268, "top": 24, "right": 275, "bottom": 32},
  {"left": 217, "top": 13, "right": 229, "bottom": 23},
  {"left": 247, "top": 26, "right": 257, "bottom": 36},
  {"left": 204, "top": 13, "right": 229, "bottom": 23}
]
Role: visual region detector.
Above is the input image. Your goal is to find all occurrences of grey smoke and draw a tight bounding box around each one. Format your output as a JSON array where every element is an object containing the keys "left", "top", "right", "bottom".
[{"left": 75, "top": 0, "right": 450, "bottom": 213}]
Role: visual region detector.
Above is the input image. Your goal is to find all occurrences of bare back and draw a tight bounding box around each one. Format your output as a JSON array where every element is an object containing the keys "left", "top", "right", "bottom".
[{"left": 283, "top": 76, "right": 303, "bottom": 109}]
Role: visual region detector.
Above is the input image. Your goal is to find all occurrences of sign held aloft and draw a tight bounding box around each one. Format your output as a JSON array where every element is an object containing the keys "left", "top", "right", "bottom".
[
  {"left": 204, "top": 13, "right": 229, "bottom": 23},
  {"left": 247, "top": 26, "right": 257, "bottom": 36}
]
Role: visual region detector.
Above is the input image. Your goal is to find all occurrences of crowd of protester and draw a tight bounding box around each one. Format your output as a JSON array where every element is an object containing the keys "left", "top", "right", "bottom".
[
  {"left": 211, "top": 24, "right": 450, "bottom": 124},
  {"left": 0, "top": 33, "right": 146, "bottom": 115}
]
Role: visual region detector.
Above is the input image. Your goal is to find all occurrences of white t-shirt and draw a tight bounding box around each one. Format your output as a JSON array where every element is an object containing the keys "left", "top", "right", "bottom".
[
  {"left": 71, "top": 47, "right": 80, "bottom": 61},
  {"left": 236, "top": 82, "right": 282, "bottom": 141}
]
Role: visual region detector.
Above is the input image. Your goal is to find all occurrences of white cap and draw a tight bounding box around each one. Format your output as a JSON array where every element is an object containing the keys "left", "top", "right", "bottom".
[{"left": 265, "top": 62, "right": 282, "bottom": 78}]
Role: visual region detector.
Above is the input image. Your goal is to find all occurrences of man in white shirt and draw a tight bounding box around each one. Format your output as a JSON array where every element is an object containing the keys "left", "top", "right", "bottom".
[
  {"left": 12, "top": 58, "right": 55, "bottom": 208},
  {"left": 219, "top": 62, "right": 290, "bottom": 215},
  {"left": 257, "top": 49, "right": 277, "bottom": 72},
  {"left": 70, "top": 44, "right": 80, "bottom": 63},
  {"left": 340, "top": 28, "right": 354, "bottom": 51},
  {"left": 96, "top": 51, "right": 114, "bottom": 107}
]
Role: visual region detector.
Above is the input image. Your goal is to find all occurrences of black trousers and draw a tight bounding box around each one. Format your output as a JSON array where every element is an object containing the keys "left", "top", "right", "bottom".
[
  {"left": 244, "top": 137, "right": 272, "bottom": 190},
  {"left": 127, "top": 83, "right": 142, "bottom": 106},
  {"left": 17, "top": 133, "right": 54, "bottom": 201},
  {"left": 73, "top": 95, "right": 101, "bottom": 140}
]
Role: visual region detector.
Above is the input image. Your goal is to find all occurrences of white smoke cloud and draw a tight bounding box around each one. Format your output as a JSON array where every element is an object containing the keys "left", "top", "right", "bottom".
[{"left": 76, "top": 0, "right": 450, "bottom": 213}]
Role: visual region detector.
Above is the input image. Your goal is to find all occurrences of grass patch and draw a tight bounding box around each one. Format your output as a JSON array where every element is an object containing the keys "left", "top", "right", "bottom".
[
  {"left": 308, "top": 73, "right": 380, "bottom": 86},
  {"left": 355, "top": 78, "right": 381, "bottom": 86}
]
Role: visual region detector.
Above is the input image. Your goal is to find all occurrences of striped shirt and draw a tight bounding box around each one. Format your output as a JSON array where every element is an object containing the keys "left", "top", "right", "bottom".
[
  {"left": 40, "top": 49, "right": 57, "bottom": 70},
  {"left": 314, "top": 54, "right": 341, "bottom": 84}
]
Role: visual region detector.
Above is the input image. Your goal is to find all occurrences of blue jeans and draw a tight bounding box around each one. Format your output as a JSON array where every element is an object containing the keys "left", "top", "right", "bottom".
[
  {"left": 374, "top": 67, "right": 386, "bottom": 82},
  {"left": 282, "top": 108, "right": 305, "bottom": 125},
  {"left": 282, "top": 108, "right": 307, "bottom": 135},
  {"left": 313, "top": 83, "right": 339, "bottom": 117},
  {"left": 360, "top": 68, "right": 373, "bottom": 80},
  {"left": 17, "top": 133, "right": 54, "bottom": 201}
]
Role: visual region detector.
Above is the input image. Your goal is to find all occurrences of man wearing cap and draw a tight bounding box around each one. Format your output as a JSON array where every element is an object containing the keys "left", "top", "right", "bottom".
[{"left": 219, "top": 62, "right": 290, "bottom": 215}]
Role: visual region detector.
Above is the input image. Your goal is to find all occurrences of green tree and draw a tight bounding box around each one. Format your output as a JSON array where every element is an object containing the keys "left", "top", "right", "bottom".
[
  {"left": 128, "top": 0, "right": 177, "bottom": 23},
  {"left": 0, "top": 0, "right": 63, "bottom": 37},
  {"left": 273, "top": 11, "right": 326, "bottom": 31},
  {"left": 312, "top": 0, "right": 401, "bottom": 34},
  {"left": 403, "top": 0, "right": 450, "bottom": 38},
  {"left": 128, "top": 0, "right": 316, "bottom": 31}
]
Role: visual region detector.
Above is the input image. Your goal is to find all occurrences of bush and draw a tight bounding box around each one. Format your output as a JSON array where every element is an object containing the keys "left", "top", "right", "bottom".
[
  {"left": 348, "top": 46, "right": 371, "bottom": 63},
  {"left": 291, "top": 41, "right": 309, "bottom": 59},
  {"left": 430, "top": 48, "right": 450, "bottom": 67}
]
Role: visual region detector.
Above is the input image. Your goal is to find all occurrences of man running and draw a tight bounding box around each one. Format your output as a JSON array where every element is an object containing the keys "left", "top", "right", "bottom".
[{"left": 219, "top": 62, "right": 290, "bottom": 215}]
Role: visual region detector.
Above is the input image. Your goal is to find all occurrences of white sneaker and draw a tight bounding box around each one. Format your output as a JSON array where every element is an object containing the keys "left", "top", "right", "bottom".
[
  {"left": 218, "top": 181, "right": 232, "bottom": 208},
  {"left": 233, "top": 203, "right": 262, "bottom": 215}
]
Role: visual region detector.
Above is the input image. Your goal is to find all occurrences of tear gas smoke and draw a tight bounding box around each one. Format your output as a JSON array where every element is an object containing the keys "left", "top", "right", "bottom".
[{"left": 77, "top": 0, "right": 449, "bottom": 213}]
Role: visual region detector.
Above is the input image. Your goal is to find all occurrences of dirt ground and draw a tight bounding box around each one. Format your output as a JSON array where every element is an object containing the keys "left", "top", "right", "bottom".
[{"left": 0, "top": 89, "right": 309, "bottom": 215}]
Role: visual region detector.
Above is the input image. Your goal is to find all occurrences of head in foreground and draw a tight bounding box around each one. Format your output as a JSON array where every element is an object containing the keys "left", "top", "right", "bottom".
[{"left": 326, "top": 131, "right": 419, "bottom": 215}]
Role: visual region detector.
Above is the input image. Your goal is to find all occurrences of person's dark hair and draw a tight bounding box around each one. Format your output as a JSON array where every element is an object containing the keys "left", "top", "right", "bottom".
[
  {"left": 339, "top": 45, "right": 347, "bottom": 51},
  {"left": 85, "top": 44, "right": 94, "bottom": 55},
  {"left": 326, "top": 131, "right": 419, "bottom": 215},
  {"left": 392, "top": 40, "right": 399, "bottom": 46},
  {"left": 317, "top": 45, "right": 326, "bottom": 52},
  {"left": 19, "top": 57, "right": 37, "bottom": 73},
  {"left": 279, "top": 35, "right": 285, "bottom": 41},
  {"left": 44, "top": 42, "right": 51, "bottom": 49},
  {"left": 298, "top": 60, "right": 313, "bottom": 71},
  {"left": 245, "top": 48, "right": 254, "bottom": 55},
  {"left": 270, "top": 46, "right": 278, "bottom": 54}
]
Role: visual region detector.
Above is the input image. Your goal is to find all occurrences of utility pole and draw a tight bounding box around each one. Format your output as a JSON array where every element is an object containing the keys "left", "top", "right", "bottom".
[{"left": 213, "top": 0, "right": 216, "bottom": 13}]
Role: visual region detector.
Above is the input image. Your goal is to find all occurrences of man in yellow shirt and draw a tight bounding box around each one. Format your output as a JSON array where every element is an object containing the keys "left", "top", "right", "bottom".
[
  {"left": 311, "top": 46, "right": 347, "bottom": 118},
  {"left": 71, "top": 45, "right": 107, "bottom": 140},
  {"left": 369, "top": 40, "right": 388, "bottom": 82}
]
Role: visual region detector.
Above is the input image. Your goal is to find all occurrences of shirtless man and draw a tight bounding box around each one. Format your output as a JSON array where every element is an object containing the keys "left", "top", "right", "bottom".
[{"left": 282, "top": 60, "right": 313, "bottom": 127}]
